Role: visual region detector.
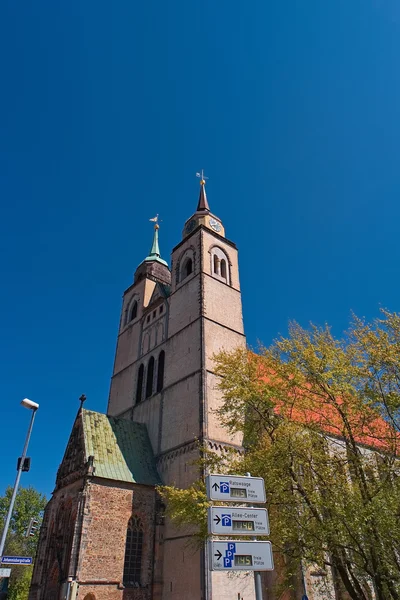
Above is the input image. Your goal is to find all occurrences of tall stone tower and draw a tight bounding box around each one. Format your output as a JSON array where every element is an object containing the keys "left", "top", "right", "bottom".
[{"left": 107, "top": 177, "right": 253, "bottom": 599}]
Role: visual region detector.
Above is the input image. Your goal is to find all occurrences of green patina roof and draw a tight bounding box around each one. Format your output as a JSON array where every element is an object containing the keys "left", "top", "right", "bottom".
[
  {"left": 143, "top": 225, "right": 168, "bottom": 267},
  {"left": 82, "top": 409, "right": 161, "bottom": 486}
]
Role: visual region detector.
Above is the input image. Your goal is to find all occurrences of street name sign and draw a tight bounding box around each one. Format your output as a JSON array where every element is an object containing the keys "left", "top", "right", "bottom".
[
  {"left": 209, "top": 541, "right": 274, "bottom": 571},
  {"left": 208, "top": 507, "right": 270, "bottom": 536},
  {"left": 0, "top": 568, "right": 11, "bottom": 577},
  {"left": 1, "top": 556, "right": 33, "bottom": 565},
  {"left": 206, "top": 474, "right": 266, "bottom": 503}
]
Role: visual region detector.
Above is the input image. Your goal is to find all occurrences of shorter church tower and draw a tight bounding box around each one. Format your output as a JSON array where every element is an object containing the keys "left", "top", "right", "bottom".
[{"left": 107, "top": 220, "right": 171, "bottom": 421}]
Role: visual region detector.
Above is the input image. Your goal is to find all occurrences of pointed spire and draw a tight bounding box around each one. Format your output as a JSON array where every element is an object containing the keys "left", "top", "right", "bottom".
[
  {"left": 149, "top": 224, "right": 161, "bottom": 258},
  {"left": 196, "top": 170, "right": 210, "bottom": 212},
  {"left": 143, "top": 218, "right": 168, "bottom": 267}
]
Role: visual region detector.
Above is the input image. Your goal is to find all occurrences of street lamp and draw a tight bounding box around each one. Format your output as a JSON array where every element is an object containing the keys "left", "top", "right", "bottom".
[{"left": 0, "top": 399, "right": 39, "bottom": 560}]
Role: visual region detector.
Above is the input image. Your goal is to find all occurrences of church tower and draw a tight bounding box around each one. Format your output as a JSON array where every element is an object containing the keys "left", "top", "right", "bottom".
[{"left": 107, "top": 176, "right": 253, "bottom": 599}]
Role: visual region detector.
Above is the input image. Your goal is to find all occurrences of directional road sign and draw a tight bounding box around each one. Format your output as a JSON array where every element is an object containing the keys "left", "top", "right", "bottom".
[
  {"left": 209, "top": 541, "right": 274, "bottom": 571},
  {"left": 0, "top": 569, "right": 11, "bottom": 577},
  {"left": 208, "top": 506, "right": 270, "bottom": 536},
  {"left": 1, "top": 556, "right": 32, "bottom": 565},
  {"left": 206, "top": 474, "right": 266, "bottom": 503}
]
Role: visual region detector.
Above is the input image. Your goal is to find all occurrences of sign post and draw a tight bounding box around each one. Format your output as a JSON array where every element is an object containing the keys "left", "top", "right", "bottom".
[
  {"left": 206, "top": 474, "right": 272, "bottom": 600},
  {"left": 206, "top": 474, "right": 266, "bottom": 503},
  {"left": 208, "top": 507, "right": 269, "bottom": 536},
  {"left": 209, "top": 541, "right": 273, "bottom": 571}
]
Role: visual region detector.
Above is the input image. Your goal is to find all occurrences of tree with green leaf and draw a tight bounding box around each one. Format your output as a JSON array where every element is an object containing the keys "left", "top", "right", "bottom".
[
  {"left": 161, "top": 310, "right": 400, "bottom": 600},
  {"left": 0, "top": 486, "right": 47, "bottom": 600}
]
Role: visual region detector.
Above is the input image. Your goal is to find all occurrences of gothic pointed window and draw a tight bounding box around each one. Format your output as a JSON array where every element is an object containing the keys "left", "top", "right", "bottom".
[
  {"left": 157, "top": 350, "right": 165, "bottom": 393},
  {"left": 123, "top": 516, "right": 143, "bottom": 587},
  {"left": 136, "top": 364, "right": 144, "bottom": 404},
  {"left": 146, "top": 356, "right": 155, "bottom": 398}
]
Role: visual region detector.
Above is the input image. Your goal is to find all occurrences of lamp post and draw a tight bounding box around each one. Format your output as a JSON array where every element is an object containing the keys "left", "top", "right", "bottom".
[{"left": 0, "top": 398, "right": 39, "bottom": 560}]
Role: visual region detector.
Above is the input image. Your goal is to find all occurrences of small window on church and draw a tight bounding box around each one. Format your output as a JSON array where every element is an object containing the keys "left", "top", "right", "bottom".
[
  {"left": 213, "top": 254, "right": 219, "bottom": 275},
  {"left": 130, "top": 301, "right": 138, "bottom": 322},
  {"left": 211, "top": 247, "right": 230, "bottom": 285},
  {"left": 220, "top": 259, "right": 227, "bottom": 279},
  {"left": 159, "top": 305, "right": 163, "bottom": 314},
  {"left": 182, "top": 257, "right": 193, "bottom": 279},
  {"left": 136, "top": 364, "right": 144, "bottom": 404},
  {"left": 123, "top": 516, "right": 143, "bottom": 588},
  {"left": 146, "top": 356, "right": 155, "bottom": 398},
  {"left": 146, "top": 315, "right": 150, "bottom": 323},
  {"left": 157, "top": 350, "right": 165, "bottom": 393}
]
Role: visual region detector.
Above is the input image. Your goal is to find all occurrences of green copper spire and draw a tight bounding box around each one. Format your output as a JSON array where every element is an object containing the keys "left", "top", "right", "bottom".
[{"left": 143, "top": 222, "right": 168, "bottom": 267}]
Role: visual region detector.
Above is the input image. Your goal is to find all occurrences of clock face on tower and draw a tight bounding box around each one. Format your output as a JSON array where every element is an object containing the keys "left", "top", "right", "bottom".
[
  {"left": 209, "top": 218, "right": 222, "bottom": 233},
  {"left": 185, "top": 219, "right": 197, "bottom": 235}
]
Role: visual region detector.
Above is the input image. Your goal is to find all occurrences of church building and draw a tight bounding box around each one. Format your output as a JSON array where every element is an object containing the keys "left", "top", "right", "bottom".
[{"left": 29, "top": 177, "right": 257, "bottom": 600}]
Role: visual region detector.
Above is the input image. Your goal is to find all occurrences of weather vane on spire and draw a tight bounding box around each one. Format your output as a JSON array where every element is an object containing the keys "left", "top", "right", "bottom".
[
  {"left": 196, "top": 170, "right": 208, "bottom": 185},
  {"left": 149, "top": 214, "right": 160, "bottom": 229}
]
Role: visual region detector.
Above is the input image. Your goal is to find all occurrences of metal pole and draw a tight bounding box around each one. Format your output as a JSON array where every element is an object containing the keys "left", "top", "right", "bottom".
[
  {"left": 0, "top": 408, "right": 37, "bottom": 559},
  {"left": 255, "top": 571, "right": 263, "bottom": 599},
  {"left": 246, "top": 473, "right": 264, "bottom": 600}
]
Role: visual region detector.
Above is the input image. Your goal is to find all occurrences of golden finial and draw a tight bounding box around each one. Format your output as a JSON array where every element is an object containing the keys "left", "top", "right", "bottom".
[{"left": 196, "top": 169, "right": 208, "bottom": 186}]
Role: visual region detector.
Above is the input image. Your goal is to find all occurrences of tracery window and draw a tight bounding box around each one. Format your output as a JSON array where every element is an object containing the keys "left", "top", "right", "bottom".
[{"left": 123, "top": 516, "right": 144, "bottom": 587}]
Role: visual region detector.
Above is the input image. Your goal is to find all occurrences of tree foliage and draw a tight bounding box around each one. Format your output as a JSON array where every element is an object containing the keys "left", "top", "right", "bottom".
[
  {"left": 0, "top": 486, "right": 47, "bottom": 600},
  {"left": 161, "top": 310, "right": 400, "bottom": 600}
]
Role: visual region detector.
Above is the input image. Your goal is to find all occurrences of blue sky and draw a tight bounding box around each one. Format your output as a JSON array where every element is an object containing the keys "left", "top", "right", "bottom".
[{"left": 1, "top": 0, "right": 400, "bottom": 499}]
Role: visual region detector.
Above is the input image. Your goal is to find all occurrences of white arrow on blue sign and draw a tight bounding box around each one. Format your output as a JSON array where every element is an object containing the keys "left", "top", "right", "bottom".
[
  {"left": 208, "top": 506, "right": 270, "bottom": 536},
  {"left": 206, "top": 474, "right": 266, "bottom": 503},
  {"left": 209, "top": 541, "right": 274, "bottom": 571},
  {"left": 1, "top": 556, "right": 33, "bottom": 565}
]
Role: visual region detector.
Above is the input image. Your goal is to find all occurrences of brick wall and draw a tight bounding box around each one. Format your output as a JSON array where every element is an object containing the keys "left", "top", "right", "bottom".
[{"left": 30, "top": 477, "right": 161, "bottom": 600}]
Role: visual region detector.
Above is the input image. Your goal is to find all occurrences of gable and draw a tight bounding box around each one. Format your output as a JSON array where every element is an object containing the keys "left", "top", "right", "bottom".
[
  {"left": 55, "top": 412, "right": 87, "bottom": 489},
  {"left": 148, "top": 282, "right": 170, "bottom": 307}
]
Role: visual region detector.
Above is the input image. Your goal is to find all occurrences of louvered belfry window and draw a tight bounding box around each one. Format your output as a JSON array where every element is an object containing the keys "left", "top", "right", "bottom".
[{"left": 123, "top": 516, "right": 143, "bottom": 587}]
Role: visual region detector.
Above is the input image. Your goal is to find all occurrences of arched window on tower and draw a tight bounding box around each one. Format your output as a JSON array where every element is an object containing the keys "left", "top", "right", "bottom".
[
  {"left": 182, "top": 257, "right": 193, "bottom": 279},
  {"left": 213, "top": 254, "right": 219, "bottom": 275},
  {"left": 220, "top": 259, "right": 227, "bottom": 279},
  {"left": 136, "top": 364, "right": 144, "bottom": 404},
  {"left": 146, "top": 357, "right": 155, "bottom": 398},
  {"left": 156, "top": 350, "right": 165, "bottom": 393},
  {"left": 129, "top": 301, "right": 138, "bottom": 322},
  {"left": 210, "top": 247, "right": 230, "bottom": 285},
  {"left": 123, "top": 516, "right": 144, "bottom": 588}
]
